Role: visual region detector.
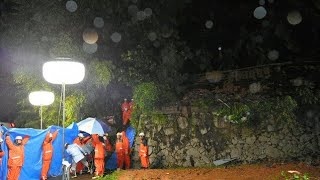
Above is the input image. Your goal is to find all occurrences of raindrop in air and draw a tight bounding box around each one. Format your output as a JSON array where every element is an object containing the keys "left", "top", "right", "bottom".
[
  {"left": 83, "top": 28, "right": 99, "bottom": 44},
  {"left": 259, "top": 0, "right": 265, "bottom": 6},
  {"left": 111, "top": 32, "right": 122, "bottom": 43},
  {"left": 249, "top": 83, "right": 261, "bottom": 93},
  {"left": 161, "top": 25, "right": 173, "bottom": 38},
  {"left": 218, "top": 47, "right": 222, "bottom": 51},
  {"left": 66, "top": 0, "right": 78, "bottom": 13},
  {"left": 153, "top": 41, "right": 160, "bottom": 48},
  {"left": 267, "top": 50, "right": 279, "bottom": 61},
  {"left": 137, "top": 11, "right": 146, "bottom": 21},
  {"left": 287, "top": 11, "right": 302, "bottom": 25},
  {"left": 83, "top": 42, "right": 98, "bottom": 54},
  {"left": 253, "top": 6, "right": 267, "bottom": 19},
  {"left": 144, "top": 8, "right": 153, "bottom": 17},
  {"left": 206, "top": 71, "right": 223, "bottom": 83},
  {"left": 148, "top": 32, "right": 157, "bottom": 41},
  {"left": 93, "top": 17, "right": 104, "bottom": 28},
  {"left": 292, "top": 78, "right": 303, "bottom": 86},
  {"left": 41, "top": 36, "right": 49, "bottom": 42},
  {"left": 205, "top": 20, "right": 213, "bottom": 29},
  {"left": 254, "top": 35, "right": 264, "bottom": 43},
  {"left": 128, "top": 5, "right": 139, "bottom": 17}
]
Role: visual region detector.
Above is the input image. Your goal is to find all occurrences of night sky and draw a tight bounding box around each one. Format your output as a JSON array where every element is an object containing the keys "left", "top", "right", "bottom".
[{"left": 0, "top": 0, "right": 320, "bottom": 122}]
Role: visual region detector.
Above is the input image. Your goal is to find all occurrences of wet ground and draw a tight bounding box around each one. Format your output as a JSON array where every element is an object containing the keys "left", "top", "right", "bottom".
[{"left": 73, "top": 162, "right": 320, "bottom": 180}]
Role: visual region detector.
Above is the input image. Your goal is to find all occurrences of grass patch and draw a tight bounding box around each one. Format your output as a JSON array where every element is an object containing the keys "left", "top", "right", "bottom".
[{"left": 97, "top": 171, "right": 122, "bottom": 180}]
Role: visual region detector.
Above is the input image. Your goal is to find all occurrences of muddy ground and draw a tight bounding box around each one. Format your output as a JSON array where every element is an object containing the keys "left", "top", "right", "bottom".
[{"left": 74, "top": 162, "right": 320, "bottom": 180}]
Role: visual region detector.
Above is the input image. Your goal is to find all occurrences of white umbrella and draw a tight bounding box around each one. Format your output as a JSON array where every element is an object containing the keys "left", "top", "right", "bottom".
[{"left": 77, "top": 117, "right": 110, "bottom": 135}]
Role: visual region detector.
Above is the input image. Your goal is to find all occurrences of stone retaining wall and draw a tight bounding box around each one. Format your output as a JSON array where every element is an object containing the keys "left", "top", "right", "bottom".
[{"left": 131, "top": 106, "right": 320, "bottom": 168}]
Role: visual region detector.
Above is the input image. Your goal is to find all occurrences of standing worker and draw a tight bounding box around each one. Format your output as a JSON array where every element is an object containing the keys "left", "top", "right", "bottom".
[
  {"left": 121, "top": 98, "right": 129, "bottom": 112},
  {"left": 41, "top": 130, "right": 59, "bottom": 180},
  {"left": 92, "top": 134, "right": 105, "bottom": 179},
  {"left": 122, "top": 131, "right": 131, "bottom": 169},
  {"left": 115, "top": 132, "right": 124, "bottom": 170},
  {"left": 103, "top": 133, "right": 113, "bottom": 164},
  {"left": 6, "top": 133, "right": 30, "bottom": 180},
  {"left": 139, "top": 132, "right": 149, "bottom": 169}
]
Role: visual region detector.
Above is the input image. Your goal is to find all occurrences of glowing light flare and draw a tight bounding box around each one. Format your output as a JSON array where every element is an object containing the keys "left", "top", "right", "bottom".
[
  {"left": 66, "top": 0, "right": 77, "bottom": 12},
  {"left": 206, "top": 71, "right": 223, "bottom": 83},
  {"left": 253, "top": 6, "right": 267, "bottom": 19},
  {"left": 93, "top": 17, "right": 104, "bottom": 28},
  {"left": 205, "top": 20, "right": 213, "bottom": 29},
  {"left": 43, "top": 60, "right": 85, "bottom": 85},
  {"left": 148, "top": 32, "right": 157, "bottom": 41},
  {"left": 29, "top": 91, "right": 55, "bottom": 106},
  {"left": 144, "top": 8, "right": 153, "bottom": 17},
  {"left": 83, "top": 42, "right": 98, "bottom": 54},
  {"left": 83, "top": 28, "right": 99, "bottom": 44},
  {"left": 249, "top": 82, "right": 261, "bottom": 93},
  {"left": 287, "top": 11, "right": 302, "bottom": 25},
  {"left": 111, "top": 32, "right": 122, "bottom": 43},
  {"left": 267, "top": 50, "right": 279, "bottom": 61}
]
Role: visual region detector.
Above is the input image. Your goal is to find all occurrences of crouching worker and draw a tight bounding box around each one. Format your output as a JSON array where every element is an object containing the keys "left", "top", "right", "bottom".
[
  {"left": 41, "top": 130, "right": 59, "bottom": 180},
  {"left": 6, "top": 133, "right": 30, "bottom": 180},
  {"left": 65, "top": 143, "right": 91, "bottom": 178},
  {"left": 139, "top": 132, "right": 149, "bottom": 169}
]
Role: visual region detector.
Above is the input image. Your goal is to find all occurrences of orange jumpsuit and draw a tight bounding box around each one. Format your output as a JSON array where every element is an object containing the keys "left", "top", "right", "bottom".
[
  {"left": 92, "top": 135, "right": 105, "bottom": 176},
  {"left": 41, "top": 131, "right": 58, "bottom": 180},
  {"left": 122, "top": 110, "right": 131, "bottom": 126},
  {"left": 122, "top": 132, "right": 131, "bottom": 169},
  {"left": 139, "top": 138, "right": 149, "bottom": 168},
  {"left": 115, "top": 139, "right": 124, "bottom": 169},
  {"left": 121, "top": 102, "right": 129, "bottom": 112},
  {"left": 6, "top": 135, "right": 30, "bottom": 180},
  {"left": 0, "top": 134, "right": 4, "bottom": 165},
  {"left": 73, "top": 136, "right": 91, "bottom": 172}
]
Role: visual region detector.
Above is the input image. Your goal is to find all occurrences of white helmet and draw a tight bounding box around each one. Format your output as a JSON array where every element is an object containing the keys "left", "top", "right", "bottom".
[
  {"left": 116, "top": 132, "right": 122, "bottom": 136},
  {"left": 78, "top": 133, "right": 84, "bottom": 138},
  {"left": 15, "top": 136, "right": 23, "bottom": 140},
  {"left": 139, "top": 132, "right": 145, "bottom": 137}
]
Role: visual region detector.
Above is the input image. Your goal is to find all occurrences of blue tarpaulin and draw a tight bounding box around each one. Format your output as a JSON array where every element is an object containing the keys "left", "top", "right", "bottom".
[
  {"left": 0, "top": 125, "right": 78, "bottom": 180},
  {"left": 0, "top": 124, "right": 136, "bottom": 179}
]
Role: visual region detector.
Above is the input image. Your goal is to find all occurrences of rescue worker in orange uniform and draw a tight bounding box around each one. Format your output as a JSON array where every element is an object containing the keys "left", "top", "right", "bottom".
[
  {"left": 73, "top": 133, "right": 91, "bottom": 174},
  {"left": 103, "top": 133, "right": 113, "bottom": 163},
  {"left": 128, "top": 98, "right": 134, "bottom": 118},
  {"left": 139, "top": 132, "right": 149, "bottom": 169},
  {"left": 122, "top": 131, "right": 131, "bottom": 169},
  {"left": 6, "top": 133, "right": 30, "bottom": 180},
  {"left": 121, "top": 98, "right": 129, "bottom": 112},
  {"left": 0, "top": 135, "right": 4, "bottom": 170},
  {"left": 115, "top": 132, "right": 124, "bottom": 170},
  {"left": 92, "top": 134, "right": 106, "bottom": 179},
  {"left": 41, "top": 130, "right": 59, "bottom": 180},
  {"left": 122, "top": 107, "right": 131, "bottom": 126}
]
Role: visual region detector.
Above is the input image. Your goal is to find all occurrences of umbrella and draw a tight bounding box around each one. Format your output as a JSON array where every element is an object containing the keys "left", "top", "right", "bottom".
[{"left": 77, "top": 117, "right": 111, "bottom": 134}]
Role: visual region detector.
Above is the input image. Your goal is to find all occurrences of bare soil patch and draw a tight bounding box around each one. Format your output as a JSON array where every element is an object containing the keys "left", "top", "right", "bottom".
[{"left": 74, "top": 163, "right": 320, "bottom": 180}]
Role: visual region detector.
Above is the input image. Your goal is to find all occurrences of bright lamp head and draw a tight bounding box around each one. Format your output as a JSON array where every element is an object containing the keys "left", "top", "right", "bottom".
[
  {"left": 29, "top": 91, "right": 55, "bottom": 106},
  {"left": 43, "top": 59, "right": 85, "bottom": 85}
]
